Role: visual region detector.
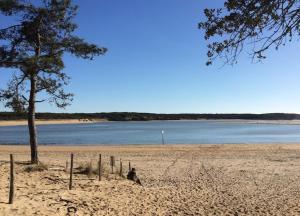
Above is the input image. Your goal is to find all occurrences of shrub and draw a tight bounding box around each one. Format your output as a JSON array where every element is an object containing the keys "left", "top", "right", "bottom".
[{"left": 24, "top": 162, "right": 48, "bottom": 172}]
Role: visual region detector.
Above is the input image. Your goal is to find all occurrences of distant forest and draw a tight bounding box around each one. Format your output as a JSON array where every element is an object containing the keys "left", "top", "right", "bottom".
[{"left": 1, "top": 112, "right": 300, "bottom": 121}]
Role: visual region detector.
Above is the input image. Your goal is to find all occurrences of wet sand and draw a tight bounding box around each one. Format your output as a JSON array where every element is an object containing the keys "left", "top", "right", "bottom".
[{"left": 0, "top": 144, "right": 299, "bottom": 215}]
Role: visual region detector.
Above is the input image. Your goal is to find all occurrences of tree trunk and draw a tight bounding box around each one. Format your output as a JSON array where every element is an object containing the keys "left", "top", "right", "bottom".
[{"left": 28, "top": 75, "right": 38, "bottom": 164}]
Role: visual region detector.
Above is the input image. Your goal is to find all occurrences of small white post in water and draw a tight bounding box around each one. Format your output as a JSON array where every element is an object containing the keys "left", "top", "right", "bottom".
[{"left": 161, "top": 130, "right": 165, "bottom": 145}]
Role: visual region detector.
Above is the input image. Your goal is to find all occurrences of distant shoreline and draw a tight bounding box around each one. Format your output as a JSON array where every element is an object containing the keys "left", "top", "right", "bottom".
[
  {"left": 175, "top": 119, "right": 300, "bottom": 125},
  {"left": 2, "top": 112, "right": 300, "bottom": 122},
  {"left": 0, "top": 119, "right": 107, "bottom": 127},
  {"left": 2, "top": 118, "right": 300, "bottom": 126}
]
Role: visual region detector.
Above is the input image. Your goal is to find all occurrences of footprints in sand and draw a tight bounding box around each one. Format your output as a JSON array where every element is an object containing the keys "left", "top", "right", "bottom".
[{"left": 0, "top": 146, "right": 300, "bottom": 215}]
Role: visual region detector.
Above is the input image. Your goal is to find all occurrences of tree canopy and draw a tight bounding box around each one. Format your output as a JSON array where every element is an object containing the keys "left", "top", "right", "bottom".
[
  {"left": 199, "top": 0, "right": 300, "bottom": 65},
  {"left": 0, "top": 0, "right": 107, "bottom": 111}
]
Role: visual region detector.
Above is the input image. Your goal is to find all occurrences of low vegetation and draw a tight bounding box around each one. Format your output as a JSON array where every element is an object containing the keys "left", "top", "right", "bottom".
[
  {"left": 1, "top": 112, "right": 300, "bottom": 121},
  {"left": 75, "top": 162, "right": 98, "bottom": 177},
  {"left": 24, "top": 163, "right": 48, "bottom": 172}
]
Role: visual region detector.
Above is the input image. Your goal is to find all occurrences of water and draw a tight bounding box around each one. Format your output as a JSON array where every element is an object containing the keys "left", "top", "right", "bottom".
[{"left": 1, "top": 120, "right": 300, "bottom": 145}]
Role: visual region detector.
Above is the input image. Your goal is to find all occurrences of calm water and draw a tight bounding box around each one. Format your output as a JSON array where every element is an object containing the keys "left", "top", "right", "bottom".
[{"left": 1, "top": 120, "right": 300, "bottom": 145}]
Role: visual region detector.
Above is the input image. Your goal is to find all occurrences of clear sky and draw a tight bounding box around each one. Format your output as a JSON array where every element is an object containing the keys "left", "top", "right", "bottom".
[{"left": 1, "top": 0, "right": 300, "bottom": 114}]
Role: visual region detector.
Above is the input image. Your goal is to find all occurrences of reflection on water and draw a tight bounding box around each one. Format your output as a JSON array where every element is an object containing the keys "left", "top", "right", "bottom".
[{"left": 1, "top": 120, "right": 300, "bottom": 145}]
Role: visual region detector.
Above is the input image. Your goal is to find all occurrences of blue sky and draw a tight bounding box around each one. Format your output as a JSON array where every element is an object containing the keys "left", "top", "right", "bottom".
[{"left": 1, "top": 0, "right": 300, "bottom": 114}]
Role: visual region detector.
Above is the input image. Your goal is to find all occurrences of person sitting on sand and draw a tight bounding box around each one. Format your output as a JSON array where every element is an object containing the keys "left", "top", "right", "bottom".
[{"left": 127, "top": 168, "right": 142, "bottom": 185}]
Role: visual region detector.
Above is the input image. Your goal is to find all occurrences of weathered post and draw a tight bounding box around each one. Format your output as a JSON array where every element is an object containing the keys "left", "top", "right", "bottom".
[
  {"left": 110, "top": 156, "right": 115, "bottom": 174},
  {"left": 98, "top": 154, "right": 102, "bottom": 181},
  {"left": 119, "top": 159, "right": 123, "bottom": 177},
  {"left": 9, "top": 154, "right": 14, "bottom": 204},
  {"left": 129, "top": 161, "right": 131, "bottom": 171},
  {"left": 69, "top": 153, "right": 74, "bottom": 190}
]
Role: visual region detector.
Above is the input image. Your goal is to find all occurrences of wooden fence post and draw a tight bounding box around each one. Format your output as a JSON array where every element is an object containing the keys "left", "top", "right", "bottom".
[
  {"left": 110, "top": 156, "right": 115, "bottom": 174},
  {"left": 129, "top": 162, "right": 131, "bottom": 171},
  {"left": 69, "top": 153, "right": 74, "bottom": 190},
  {"left": 98, "top": 154, "right": 102, "bottom": 181},
  {"left": 9, "top": 154, "right": 14, "bottom": 204},
  {"left": 119, "top": 159, "right": 123, "bottom": 177}
]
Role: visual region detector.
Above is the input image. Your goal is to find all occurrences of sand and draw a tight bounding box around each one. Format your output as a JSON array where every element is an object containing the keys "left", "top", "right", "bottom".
[
  {"left": 2, "top": 119, "right": 300, "bottom": 127},
  {"left": 0, "top": 144, "right": 299, "bottom": 215},
  {"left": 0, "top": 119, "right": 106, "bottom": 127}
]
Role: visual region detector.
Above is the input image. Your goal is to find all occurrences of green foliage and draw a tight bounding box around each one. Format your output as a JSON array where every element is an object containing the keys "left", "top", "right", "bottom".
[
  {"left": 199, "top": 0, "right": 300, "bottom": 65},
  {"left": 0, "top": 0, "right": 107, "bottom": 110}
]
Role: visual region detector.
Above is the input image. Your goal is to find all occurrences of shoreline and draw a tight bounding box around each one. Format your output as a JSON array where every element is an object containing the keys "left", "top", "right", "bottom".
[
  {"left": 1, "top": 142, "right": 300, "bottom": 146},
  {"left": 2, "top": 140, "right": 300, "bottom": 147},
  {"left": 2, "top": 118, "right": 300, "bottom": 126},
  {"left": 0, "top": 143, "right": 299, "bottom": 153},
  {"left": 168, "top": 119, "right": 300, "bottom": 124},
  {"left": 0, "top": 118, "right": 107, "bottom": 126}
]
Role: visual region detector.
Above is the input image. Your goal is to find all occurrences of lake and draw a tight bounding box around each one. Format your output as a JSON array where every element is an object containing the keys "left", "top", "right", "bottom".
[{"left": 1, "top": 120, "right": 300, "bottom": 145}]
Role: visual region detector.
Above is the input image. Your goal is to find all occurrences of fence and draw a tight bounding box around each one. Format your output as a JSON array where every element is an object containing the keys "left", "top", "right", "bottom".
[{"left": 5, "top": 153, "right": 133, "bottom": 204}]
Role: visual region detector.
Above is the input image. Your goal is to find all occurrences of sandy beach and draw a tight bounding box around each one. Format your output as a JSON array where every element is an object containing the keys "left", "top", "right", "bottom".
[
  {"left": 0, "top": 144, "right": 299, "bottom": 215},
  {"left": 2, "top": 119, "right": 300, "bottom": 127},
  {"left": 0, "top": 119, "right": 106, "bottom": 127}
]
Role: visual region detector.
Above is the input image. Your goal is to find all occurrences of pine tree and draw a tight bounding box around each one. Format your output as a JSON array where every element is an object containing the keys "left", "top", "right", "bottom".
[{"left": 0, "top": 0, "right": 107, "bottom": 163}]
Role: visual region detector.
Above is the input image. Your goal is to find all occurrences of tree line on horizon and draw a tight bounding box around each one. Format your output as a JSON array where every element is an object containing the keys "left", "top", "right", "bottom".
[{"left": 1, "top": 112, "right": 300, "bottom": 121}]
